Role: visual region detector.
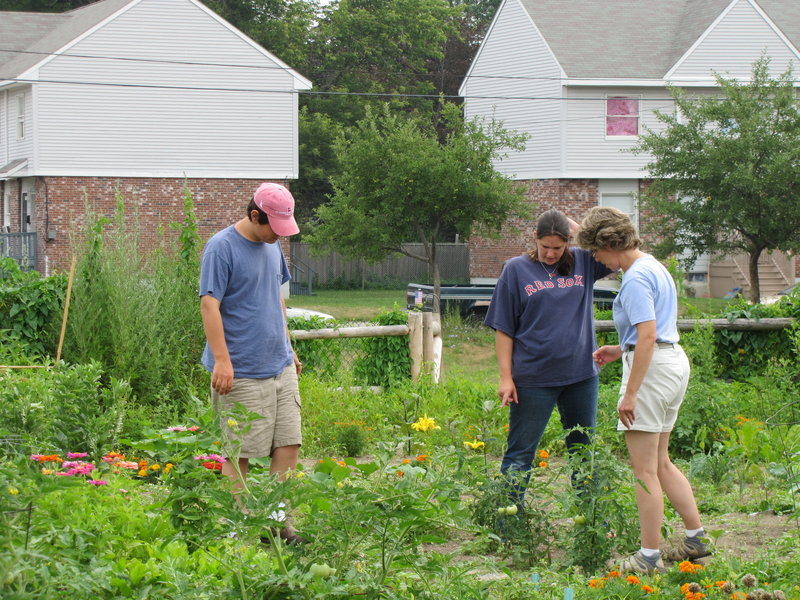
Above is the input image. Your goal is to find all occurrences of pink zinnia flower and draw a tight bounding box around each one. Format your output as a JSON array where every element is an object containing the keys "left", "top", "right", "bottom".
[
  {"left": 87, "top": 480, "right": 108, "bottom": 486},
  {"left": 167, "top": 426, "right": 188, "bottom": 432},
  {"left": 67, "top": 452, "right": 88, "bottom": 459},
  {"left": 194, "top": 454, "right": 226, "bottom": 463}
]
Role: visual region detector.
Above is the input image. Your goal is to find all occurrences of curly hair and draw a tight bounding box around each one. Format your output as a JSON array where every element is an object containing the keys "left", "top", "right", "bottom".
[
  {"left": 527, "top": 209, "right": 574, "bottom": 276},
  {"left": 577, "top": 206, "right": 640, "bottom": 252}
]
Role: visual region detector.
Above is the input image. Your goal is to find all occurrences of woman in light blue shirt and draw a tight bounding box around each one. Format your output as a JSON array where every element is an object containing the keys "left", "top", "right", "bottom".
[{"left": 578, "top": 207, "right": 710, "bottom": 575}]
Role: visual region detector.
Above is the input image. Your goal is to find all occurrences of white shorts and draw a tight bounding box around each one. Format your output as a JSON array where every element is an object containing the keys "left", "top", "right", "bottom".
[{"left": 618, "top": 344, "right": 690, "bottom": 433}]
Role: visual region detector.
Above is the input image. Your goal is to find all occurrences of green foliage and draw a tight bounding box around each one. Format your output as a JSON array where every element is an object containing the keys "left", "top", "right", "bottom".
[
  {"left": 64, "top": 190, "right": 207, "bottom": 408},
  {"left": 712, "top": 296, "right": 799, "bottom": 379},
  {"left": 0, "top": 258, "right": 67, "bottom": 358},
  {"left": 636, "top": 57, "right": 800, "bottom": 302},
  {"left": 0, "top": 361, "right": 129, "bottom": 456},
  {"left": 353, "top": 307, "right": 413, "bottom": 386},
  {"left": 334, "top": 423, "right": 368, "bottom": 457},
  {"left": 289, "top": 314, "right": 343, "bottom": 377}
]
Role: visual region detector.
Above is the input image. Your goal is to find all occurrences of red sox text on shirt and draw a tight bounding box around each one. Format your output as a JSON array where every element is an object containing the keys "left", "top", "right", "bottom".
[{"left": 524, "top": 275, "right": 584, "bottom": 296}]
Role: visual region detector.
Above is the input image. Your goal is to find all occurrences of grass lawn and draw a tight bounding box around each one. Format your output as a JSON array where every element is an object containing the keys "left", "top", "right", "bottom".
[{"left": 287, "top": 288, "right": 407, "bottom": 321}]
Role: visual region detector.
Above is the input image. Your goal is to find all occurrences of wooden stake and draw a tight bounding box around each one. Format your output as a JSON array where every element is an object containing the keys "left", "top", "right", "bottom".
[{"left": 56, "top": 255, "right": 77, "bottom": 364}]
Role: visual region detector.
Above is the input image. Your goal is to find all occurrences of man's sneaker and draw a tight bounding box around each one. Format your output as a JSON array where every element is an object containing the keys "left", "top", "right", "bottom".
[
  {"left": 663, "top": 534, "right": 711, "bottom": 562},
  {"left": 609, "top": 551, "right": 666, "bottom": 575},
  {"left": 260, "top": 525, "right": 308, "bottom": 546}
]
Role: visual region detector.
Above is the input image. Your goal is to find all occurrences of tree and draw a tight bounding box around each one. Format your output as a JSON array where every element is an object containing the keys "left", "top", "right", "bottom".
[
  {"left": 636, "top": 57, "right": 800, "bottom": 303},
  {"left": 305, "top": 102, "right": 528, "bottom": 312}
]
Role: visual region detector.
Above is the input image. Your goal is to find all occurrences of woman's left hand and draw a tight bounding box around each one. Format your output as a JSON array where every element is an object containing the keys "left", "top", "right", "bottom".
[{"left": 618, "top": 392, "right": 636, "bottom": 429}]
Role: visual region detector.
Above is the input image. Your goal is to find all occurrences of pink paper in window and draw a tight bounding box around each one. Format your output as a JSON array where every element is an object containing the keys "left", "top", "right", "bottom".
[{"left": 607, "top": 117, "right": 638, "bottom": 136}]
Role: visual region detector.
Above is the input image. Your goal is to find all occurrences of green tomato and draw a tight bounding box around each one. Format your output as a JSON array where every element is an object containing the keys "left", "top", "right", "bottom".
[
  {"left": 505, "top": 505, "right": 518, "bottom": 516},
  {"left": 573, "top": 515, "right": 587, "bottom": 525},
  {"left": 310, "top": 563, "right": 334, "bottom": 578},
  {"left": 497, "top": 506, "right": 507, "bottom": 516}
]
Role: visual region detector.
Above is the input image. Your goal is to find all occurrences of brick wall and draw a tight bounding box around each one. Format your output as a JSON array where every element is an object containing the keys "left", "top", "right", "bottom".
[
  {"left": 25, "top": 176, "right": 292, "bottom": 274},
  {"left": 469, "top": 179, "right": 600, "bottom": 280}
]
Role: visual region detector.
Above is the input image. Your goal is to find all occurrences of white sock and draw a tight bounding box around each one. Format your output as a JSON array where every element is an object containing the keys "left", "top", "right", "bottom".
[
  {"left": 268, "top": 501, "right": 287, "bottom": 522},
  {"left": 640, "top": 547, "right": 660, "bottom": 559},
  {"left": 685, "top": 527, "right": 704, "bottom": 538}
]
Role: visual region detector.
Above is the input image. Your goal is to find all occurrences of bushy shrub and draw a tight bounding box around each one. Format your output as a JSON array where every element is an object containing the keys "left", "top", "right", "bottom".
[
  {"left": 64, "top": 186, "right": 206, "bottom": 408},
  {"left": 0, "top": 361, "right": 130, "bottom": 455},
  {"left": 0, "top": 258, "right": 67, "bottom": 358}
]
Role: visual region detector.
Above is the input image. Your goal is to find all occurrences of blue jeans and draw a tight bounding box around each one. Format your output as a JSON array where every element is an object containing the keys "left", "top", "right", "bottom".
[{"left": 500, "top": 376, "right": 598, "bottom": 506}]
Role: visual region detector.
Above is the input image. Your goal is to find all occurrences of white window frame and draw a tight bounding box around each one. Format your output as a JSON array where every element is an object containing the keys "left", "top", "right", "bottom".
[
  {"left": 605, "top": 94, "right": 641, "bottom": 138},
  {"left": 16, "top": 93, "right": 25, "bottom": 140}
]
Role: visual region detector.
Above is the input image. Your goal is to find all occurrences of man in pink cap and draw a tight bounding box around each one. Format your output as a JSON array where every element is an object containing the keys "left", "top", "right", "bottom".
[{"left": 199, "top": 182, "right": 305, "bottom": 544}]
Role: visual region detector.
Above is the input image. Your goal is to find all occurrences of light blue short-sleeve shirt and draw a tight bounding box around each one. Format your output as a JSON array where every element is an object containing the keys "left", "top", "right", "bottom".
[
  {"left": 614, "top": 254, "right": 679, "bottom": 350},
  {"left": 200, "top": 225, "right": 293, "bottom": 379}
]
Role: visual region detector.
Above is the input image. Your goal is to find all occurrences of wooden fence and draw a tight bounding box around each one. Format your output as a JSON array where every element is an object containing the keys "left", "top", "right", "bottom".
[
  {"left": 291, "top": 312, "right": 442, "bottom": 382},
  {"left": 290, "top": 242, "right": 469, "bottom": 287}
]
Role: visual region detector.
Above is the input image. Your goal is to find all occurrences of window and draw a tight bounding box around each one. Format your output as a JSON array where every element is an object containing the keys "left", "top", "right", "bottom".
[
  {"left": 606, "top": 96, "right": 639, "bottom": 137},
  {"left": 600, "top": 193, "right": 636, "bottom": 221},
  {"left": 16, "top": 94, "right": 25, "bottom": 139}
]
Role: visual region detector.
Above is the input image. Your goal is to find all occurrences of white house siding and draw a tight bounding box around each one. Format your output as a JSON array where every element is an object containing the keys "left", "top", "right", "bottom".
[
  {"left": 461, "top": 0, "right": 562, "bottom": 180},
  {"left": 564, "top": 87, "right": 673, "bottom": 178},
  {"left": 670, "top": 0, "right": 799, "bottom": 80},
  {"left": 33, "top": 0, "right": 301, "bottom": 178}
]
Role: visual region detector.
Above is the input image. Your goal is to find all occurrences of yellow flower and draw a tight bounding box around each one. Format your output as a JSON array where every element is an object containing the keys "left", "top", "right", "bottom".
[
  {"left": 538, "top": 449, "right": 549, "bottom": 459},
  {"left": 149, "top": 464, "right": 161, "bottom": 471},
  {"left": 8, "top": 487, "right": 19, "bottom": 496},
  {"left": 41, "top": 468, "right": 53, "bottom": 475},
  {"left": 137, "top": 469, "right": 147, "bottom": 477},
  {"left": 464, "top": 439, "right": 485, "bottom": 450},
  {"left": 227, "top": 418, "right": 239, "bottom": 427},
  {"left": 163, "top": 463, "right": 173, "bottom": 474},
  {"left": 296, "top": 470, "right": 305, "bottom": 479},
  {"left": 336, "top": 481, "right": 344, "bottom": 488},
  {"left": 410, "top": 415, "right": 440, "bottom": 432}
]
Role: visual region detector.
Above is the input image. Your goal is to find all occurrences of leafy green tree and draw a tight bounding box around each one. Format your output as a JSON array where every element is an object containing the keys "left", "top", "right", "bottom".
[
  {"left": 306, "top": 102, "right": 528, "bottom": 312},
  {"left": 636, "top": 57, "right": 800, "bottom": 303}
]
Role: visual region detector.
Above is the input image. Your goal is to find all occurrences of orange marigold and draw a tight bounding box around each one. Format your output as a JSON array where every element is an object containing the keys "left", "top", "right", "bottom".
[
  {"left": 678, "top": 561, "right": 704, "bottom": 574},
  {"left": 538, "top": 450, "right": 549, "bottom": 459},
  {"left": 608, "top": 570, "right": 621, "bottom": 578},
  {"left": 416, "top": 454, "right": 429, "bottom": 462},
  {"left": 402, "top": 458, "right": 411, "bottom": 464},
  {"left": 685, "top": 593, "right": 705, "bottom": 600},
  {"left": 641, "top": 585, "right": 654, "bottom": 594},
  {"left": 396, "top": 470, "right": 404, "bottom": 478},
  {"left": 588, "top": 579, "right": 604, "bottom": 589},
  {"left": 626, "top": 575, "right": 640, "bottom": 585},
  {"left": 539, "top": 461, "right": 548, "bottom": 468}
]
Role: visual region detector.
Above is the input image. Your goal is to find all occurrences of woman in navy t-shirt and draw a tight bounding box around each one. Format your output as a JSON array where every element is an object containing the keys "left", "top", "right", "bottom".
[{"left": 484, "top": 209, "right": 612, "bottom": 508}]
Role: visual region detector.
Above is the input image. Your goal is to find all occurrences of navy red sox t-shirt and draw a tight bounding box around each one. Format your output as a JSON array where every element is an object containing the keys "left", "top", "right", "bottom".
[{"left": 484, "top": 249, "right": 611, "bottom": 388}]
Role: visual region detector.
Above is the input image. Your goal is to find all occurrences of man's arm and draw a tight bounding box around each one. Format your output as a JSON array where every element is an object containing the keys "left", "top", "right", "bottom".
[
  {"left": 200, "top": 294, "right": 234, "bottom": 394},
  {"left": 282, "top": 297, "right": 302, "bottom": 376}
]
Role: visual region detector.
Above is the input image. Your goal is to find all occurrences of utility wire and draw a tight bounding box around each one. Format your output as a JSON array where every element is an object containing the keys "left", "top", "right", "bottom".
[{"left": 5, "top": 77, "right": 685, "bottom": 103}]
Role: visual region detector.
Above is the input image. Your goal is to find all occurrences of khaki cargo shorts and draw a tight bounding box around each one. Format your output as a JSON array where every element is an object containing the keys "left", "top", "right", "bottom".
[
  {"left": 211, "top": 365, "right": 302, "bottom": 458},
  {"left": 618, "top": 344, "right": 690, "bottom": 433}
]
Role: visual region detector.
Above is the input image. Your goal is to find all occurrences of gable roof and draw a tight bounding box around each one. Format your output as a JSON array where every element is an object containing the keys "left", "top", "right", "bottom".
[
  {"left": 0, "top": 0, "right": 311, "bottom": 88},
  {"left": 0, "top": 0, "right": 132, "bottom": 80},
  {"left": 515, "top": 0, "right": 799, "bottom": 79}
]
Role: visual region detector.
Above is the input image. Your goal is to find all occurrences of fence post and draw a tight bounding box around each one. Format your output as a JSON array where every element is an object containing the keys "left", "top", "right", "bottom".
[
  {"left": 408, "top": 312, "right": 423, "bottom": 381},
  {"left": 422, "top": 312, "right": 434, "bottom": 373}
]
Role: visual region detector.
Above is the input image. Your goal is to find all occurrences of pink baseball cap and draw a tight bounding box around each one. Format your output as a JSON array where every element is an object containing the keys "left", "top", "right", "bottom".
[{"left": 253, "top": 182, "right": 300, "bottom": 237}]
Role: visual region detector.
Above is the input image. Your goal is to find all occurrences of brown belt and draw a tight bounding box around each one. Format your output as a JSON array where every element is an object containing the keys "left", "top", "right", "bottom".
[{"left": 624, "top": 342, "right": 676, "bottom": 352}]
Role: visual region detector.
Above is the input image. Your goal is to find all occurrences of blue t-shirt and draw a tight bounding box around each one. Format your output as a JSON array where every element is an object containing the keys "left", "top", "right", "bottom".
[
  {"left": 484, "top": 249, "right": 612, "bottom": 387},
  {"left": 199, "top": 225, "right": 293, "bottom": 379},
  {"left": 613, "top": 254, "right": 679, "bottom": 350}
]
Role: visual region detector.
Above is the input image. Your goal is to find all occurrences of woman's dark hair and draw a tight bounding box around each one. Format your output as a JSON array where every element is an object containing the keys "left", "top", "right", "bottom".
[
  {"left": 247, "top": 199, "right": 269, "bottom": 225},
  {"left": 527, "top": 209, "right": 574, "bottom": 276}
]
